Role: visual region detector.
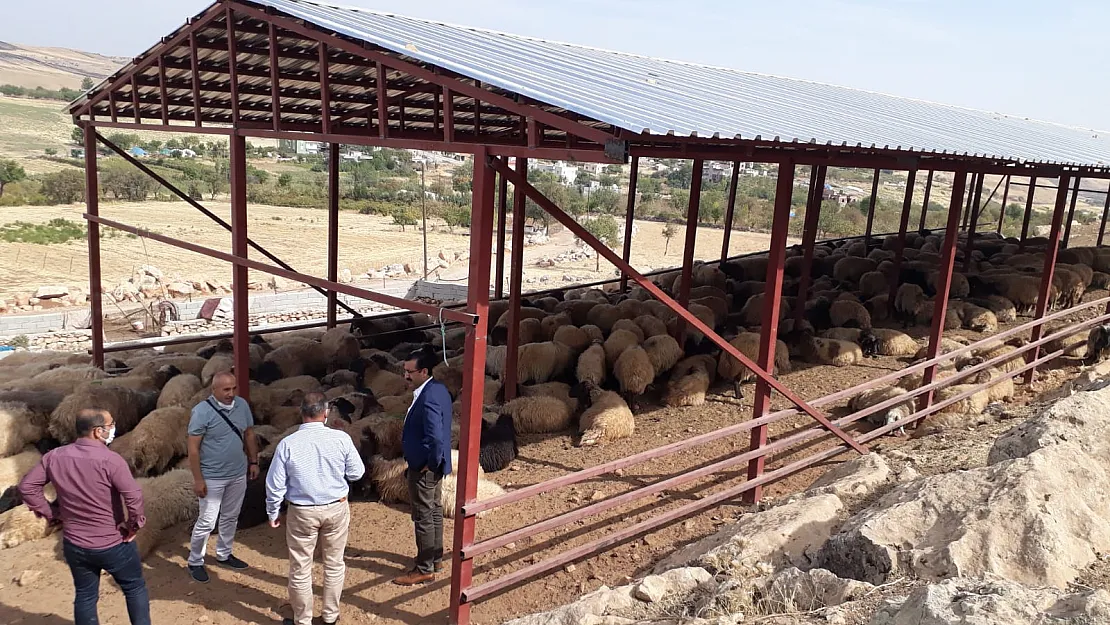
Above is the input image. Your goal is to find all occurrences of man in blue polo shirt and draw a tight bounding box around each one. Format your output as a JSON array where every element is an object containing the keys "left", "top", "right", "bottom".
[{"left": 186, "top": 370, "right": 259, "bottom": 583}]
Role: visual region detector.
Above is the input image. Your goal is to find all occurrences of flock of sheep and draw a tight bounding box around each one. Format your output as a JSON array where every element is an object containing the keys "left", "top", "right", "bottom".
[{"left": 0, "top": 228, "right": 1108, "bottom": 565}]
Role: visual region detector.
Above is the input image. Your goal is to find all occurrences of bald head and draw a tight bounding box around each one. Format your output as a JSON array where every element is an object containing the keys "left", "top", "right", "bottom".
[
  {"left": 74, "top": 408, "right": 110, "bottom": 439},
  {"left": 212, "top": 371, "right": 237, "bottom": 404},
  {"left": 300, "top": 391, "right": 328, "bottom": 423}
]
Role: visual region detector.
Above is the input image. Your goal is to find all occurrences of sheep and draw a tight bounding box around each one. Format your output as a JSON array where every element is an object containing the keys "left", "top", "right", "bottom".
[
  {"left": 954, "top": 302, "right": 998, "bottom": 333},
  {"left": 632, "top": 314, "right": 669, "bottom": 340},
  {"left": 126, "top": 355, "right": 208, "bottom": 381},
  {"left": 642, "top": 334, "right": 684, "bottom": 378},
  {"left": 586, "top": 304, "right": 628, "bottom": 333},
  {"left": 858, "top": 271, "right": 889, "bottom": 299},
  {"left": 613, "top": 345, "right": 654, "bottom": 409},
  {"left": 785, "top": 329, "right": 863, "bottom": 366},
  {"left": 738, "top": 294, "right": 790, "bottom": 327},
  {"left": 552, "top": 325, "right": 591, "bottom": 353},
  {"left": 973, "top": 343, "right": 1026, "bottom": 374},
  {"left": 49, "top": 386, "right": 159, "bottom": 444},
  {"left": 580, "top": 324, "right": 605, "bottom": 343},
  {"left": 610, "top": 319, "right": 646, "bottom": 343},
  {"left": 829, "top": 299, "right": 872, "bottom": 330},
  {"left": 933, "top": 384, "right": 991, "bottom": 417},
  {"left": 894, "top": 284, "right": 926, "bottom": 327},
  {"left": 578, "top": 382, "right": 635, "bottom": 446},
  {"left": 378, "top": 393, "right": 414, "bottom": 416},
  {"left": 858, "top": 329, "right": 918, "bottom": 358},
  {"left": 833, "top": 257, "right": 878, "bottom": 284},
  {"left": 479, "top": 414, "right": 518, "bottom": 472},
  {"left": 0, "top": 498, "right": 59, "bottom": 549},
  {"left": 848, "top": 387, "right": 914, "bottom": 435},
  {"left": 1090, "top": 272, "right": 1110, "bottom": 290},
  {"left": 964, "top": 295, "right": 1017, "bottom": 323},
  {"left": 576, "top": 342, "right": 607, "bottom": 387},
  {"left": 440, "top": 471, "right": 506, "bottom": 519},
  {"left": 253, "top": 341, "right": 331, "bottom": 384},
  {"left": 516, "top": 381, "right": 580, "bottom": 415},
  {"left": 1085, "top": 324, "right": 1110, "bottom": 366},
  {"left": 821, "top": 328, "right": 862, "bottom": 343},
  {"left": 991, "top": 274, "right": 1052, "bottom": 315},
  {"left": 0, "top": 402, "right": 48, "bottom": 458},
  {"left": 133, "top": 469, "right": 198, "bottom": 558},
  {"left": 155, "top": 373, "right": 204, "bottom": 409},
  {"left": 321, "top": 327, "right": 362, "bottom": 367},
  {"left": 109, "top": 406, "right": 191, "bottom": 477},
  {"left": 352, "top": 357, "right": 409, "bottom": 399},
  {"left": 662, "top": 355, "right": 716, "bottom": 407},
  {"left": 1044, "top": 325, "right": 1089, "bottom": 359},
  {"left": 3, "top": 365, "right": 109, "bottom": 395},
  {"left": 371, "top": 451, "right": 500, "bottom": 515},
  {"left": 0, "top": 450, "right": 40, "bottom": 494},
  {"left": 603, "top": 329, "right": 641, "bottom": 367},
  {"left": 517, "top": 341, "right": 575, "bottom": 385},
  {"left": 485, "top": 345, "right": 507, "bottom": 379},
  {"left": 500, "top": 395, "right": 574, "bottom": 434},
  {"left": 717, "top": 332, "right": 791, "bottom": 398}
]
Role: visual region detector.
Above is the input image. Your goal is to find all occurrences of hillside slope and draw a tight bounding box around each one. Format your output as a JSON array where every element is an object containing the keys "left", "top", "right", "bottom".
[{"left": 0, "top": 40, "right": 126, "bottom": 90}]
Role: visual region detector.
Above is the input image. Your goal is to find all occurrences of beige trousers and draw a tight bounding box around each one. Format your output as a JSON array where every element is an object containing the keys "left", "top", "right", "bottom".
[{"left": 285, "top": 500, "right": 351, "bottom": 625}]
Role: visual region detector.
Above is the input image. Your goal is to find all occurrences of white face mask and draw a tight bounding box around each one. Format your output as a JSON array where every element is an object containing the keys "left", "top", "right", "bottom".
[
  {"left": 102, "top": 425, "right": 116, "bottom": 445},
  {"left": 216, "top": 398, "right": 235, "bottom": 411}
]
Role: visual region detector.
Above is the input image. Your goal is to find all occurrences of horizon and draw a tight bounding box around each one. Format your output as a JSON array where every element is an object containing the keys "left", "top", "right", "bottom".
[{"left": 3, "top": 0, "right": 1108, "bottom": 132}]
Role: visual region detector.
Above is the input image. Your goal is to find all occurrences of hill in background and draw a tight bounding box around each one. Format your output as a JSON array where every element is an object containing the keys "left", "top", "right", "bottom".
[{"left": 0, "top": 40, "right": 127, "bottom": 91}]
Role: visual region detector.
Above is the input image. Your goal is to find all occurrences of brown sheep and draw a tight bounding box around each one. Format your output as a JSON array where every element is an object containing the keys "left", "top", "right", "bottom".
[
  {"left": 716, "top": 332, "right": 791, "bottom": 398},
  {"left": 110, "top": 406, "right": 191, "bottom": 477},
  {"left": 500, "top": 395, "right": 574, "bottom": 433},
  {"left": 578, "top": 383, "right": 635, "bottom": 446},
  {"left": 576, "top": 342, "right": 606, "bottom": 387},
  {"left": 49, "top": 386, "right": 159, "bottom": 444},
  {"left": 858, "top": 328, "right": 918, "bottom": 358},
  {"left": 662, "top": 355, "right": 717, "bottom": 407},
  {"left": 604, "top": 329, "right": 642, "bottom": 367},
  {"left": 829, "top": 299, "right": 872, "bottom": 330}
]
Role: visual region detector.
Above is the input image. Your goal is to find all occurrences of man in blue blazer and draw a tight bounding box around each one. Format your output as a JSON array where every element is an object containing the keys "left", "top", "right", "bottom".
[{"left": 394, "top": 345, "right": 453, "bottom": 586}]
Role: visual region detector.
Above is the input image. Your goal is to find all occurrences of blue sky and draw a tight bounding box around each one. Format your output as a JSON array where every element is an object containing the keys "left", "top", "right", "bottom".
[{"left": 5, "top": 0, "right": 1107, "bottom": 130}]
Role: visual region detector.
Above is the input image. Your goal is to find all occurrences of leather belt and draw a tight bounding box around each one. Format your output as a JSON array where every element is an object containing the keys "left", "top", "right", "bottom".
[{"left": 288, "top": 496, "right": 347, "bottom": 507}]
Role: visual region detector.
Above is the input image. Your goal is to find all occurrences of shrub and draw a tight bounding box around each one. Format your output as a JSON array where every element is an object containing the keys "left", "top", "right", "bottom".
[
  {"left": 40, "top": 169, "right": 86, "bottom": 204},
  {"left": 391, "top": 208, "right": 419, "bottom": 231},
  {"left": 0, "top": 218, "right": 86, "bottom": 244}
]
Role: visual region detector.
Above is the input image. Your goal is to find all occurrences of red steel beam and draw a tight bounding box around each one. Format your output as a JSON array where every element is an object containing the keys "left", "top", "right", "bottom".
[
  {"left": 494, "top": 172, "right": 508, "bottom": 299},
  {"left": 888, "top": 169, "right": 918, "bottom": 316},
  {"left": 621, "top": 156, "right": 640, "bottom": 292},
  {"left": 130, "top": 75, "right": 141, "bottom": 124},
  {"left": 676, "top": 160, "right": 705, "bottom": 344},
  {"left": 745, "top": 159, "right": 796, "bottom": 504},
  {"left": 318, "top": 42, "right": 332, "bottom": 135},
  {"left": 326, "top": 143, "right": 340, "bottom": 329},
  {"left": 918, "top": 170, "right": 968, "bottom": 412},
  {"left": 84, "top": 127, "right": 105, "bottom": 368},
  {"left": 443, "top": 87, "right": 455, "bottom": 142},
  {"left": 864, "top": 168, "right": 880, "bottom": 249},
  {"left": 720, "top": 161, "right": 742, "bottom": 262},
  {"left": 376, "top": 61, "right": 388, "bottom": 138},
  {"left": 226, "top": 6, "right": 241, "bottom": 126},
  {"left": 189, "top": 31, "right": 203, "bottom": 127},
  {"left": 1062, "top": 176, "right": 1081, "bottom": 248},
  {"left": 961, "top": 173, "right": 977, "bottom": 230},
  {"left": 963, "top": 171, "right": 985, "bottom": 273},
  {"left": 918, "top": 170, "right": 934, "bottom": 231},
  {"left": 502, "top": 157, "right": 528, "bottom": 402},
  {"left": 1024, "top": 175, "right": 1072, "bottom": 384},
  {"left": 1100, "top": 180, "right": 1110, "bottom": 247},
  {"left": 268, "top": 22, "right": 282, "bottom": 131},
  {"left": 157, "top": 57, "right": 169, "bottom": 125},
  {"left": 449, "top": 146, "right": 496, "bottom": 625},
  {"left": 230, "top": 133, "right": 250, "bottom": 400},
  {"left": 108, "top": 91, "right": 118, "bottom": 124},
  {"left": 1019, "top": 176, "right": 1038, "bottom": 250},
  {"left": 996, "top": 175, "right": 1011, "bottom": 234},
  {"left": 82, "top": 214, "right": 476, "bottom": 325},
  {"left": 793, "top": 165, "right": 827, "bottom": 324},
  {"left": 489, "top": 158, "right": 867, "bottom": 453}
]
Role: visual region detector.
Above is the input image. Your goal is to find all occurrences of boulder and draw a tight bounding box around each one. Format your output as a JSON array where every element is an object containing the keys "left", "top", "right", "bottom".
[
  {"left": 759, "top": 567, "right": 873, "bottom": 612},
  {"left": 632, "top": 568, "right": 712, "bottom": 603},
  {"left": 869, "top": 577, "right": 1110, "bottom": 625},
  {"left": 33, "top": 285, "right": 69, "bottom": 299},
  {"left": 654, "top": 494, "right": 843, "bottom": 577},
  {"left": 140, "top": 264, "right": 163, "bottom": 279},
  {"left": 805, "top": 453, "right": 893, "bottom": 500},
  {"left": 987, "top": 382, "right": 1110, "bottom": 464},
  {"left": 501, "top": 585, "right": 638, "bottom": 625},
  {"left": 816, "top": 409, "right": 1110, "bottom": 588},
  {"left": 167, "top": 282, "right": 194, "bottom": 297},
  {"left": 339, "top": 268, "right": 353, "bottom": 284},
  {"left": 13, "top": 294, "right": 30, "bottom": 307}
]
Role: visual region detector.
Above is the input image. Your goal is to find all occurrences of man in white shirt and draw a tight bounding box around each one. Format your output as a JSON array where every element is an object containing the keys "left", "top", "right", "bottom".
[{"left": 265, "top": 392, "right": 365, "bottom": 625}]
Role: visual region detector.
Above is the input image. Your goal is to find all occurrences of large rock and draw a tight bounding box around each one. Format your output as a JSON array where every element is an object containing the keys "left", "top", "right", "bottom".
[
  {"left": 167, "top": 282, "right": 194, "bottom": 297},
  {"left": 870, "top": 577, "right": 1110, "bottom": 625},
  {"left": 33, "top": 285, "right": 69, "bottom": 300},
  {"left": 654, "top": 494, "right": 843, "bottom": 577},
  {"left": 805, "top": 453, "right": 893, "bottom": 500},
  {"left": 816, "top": 386, "right": 1110, "bottom": 588},
  {"left": 633, "top": 568, "right": 712, "bottom": 603},
  {"left": 760, "top": 567, "right": 873, "bottom": 612}
]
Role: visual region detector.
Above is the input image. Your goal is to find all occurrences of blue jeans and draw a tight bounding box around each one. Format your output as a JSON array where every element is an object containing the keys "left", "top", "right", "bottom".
[{"left": 62, "top": 540, "right": 151, "bottom": 625}]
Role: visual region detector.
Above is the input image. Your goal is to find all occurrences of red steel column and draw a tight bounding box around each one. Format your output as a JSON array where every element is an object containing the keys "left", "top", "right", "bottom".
[
  {"left": 1023, "top": 175, "right": 1071, "bottom": 385},
  {"left": 888, "top": 169, "right": 918, "bottom": 315},
  {"left": 1098, "top": 181, "right": 1110, "bottom": 247},
  {"left": 85, "top": 128, "right": 105, "bottom": 368},
  {"left": 720, "top": 161, "right": 741, "bottom": 262},
  {"left": 494, "top": 172, "right": 508, "bottom": 299},
  {"left": 450, "top": 146, "right": 495, "bottom": 625},
  {"left": 864, "top": 168, "right": 880, "bottom": 249},
  {"left": 676, "top": 160, "right": 704, "bottom": 344},
  {"left": 1019, "top": 177, "right": 1037, "bottom": 251},
  {"left": 502, "top": 157, "right": 527, "bottom": 402},
  {"left": 230, "top": 134, "right": 250, "bottom": 401},
  {"left": 1061, "top": 176, "right": 1081, "bottom": 249},
  {"left": 918, "top": 170, "right": 934, "bottom": 231},
  {"left": 326, "top": 143, "right": 340, "bottom": 329},
  {"left": 996, "top": 175, "right": 1011, "bottom": 234},
  {"left": 745, "top": 159, "right": 796, "bottom": 504},
  {"left": 963, "top": 172, "right": 985, "bottom": 273},
  {"left": 960, "top": 173, "right": 976, "bottom": 230},
  {"left": 793, "top": 165, "right": 827, "bottom": 324},
  {"left": 620, "top": 156, "right": 639, "bottom": 292},
  {"left": 918, "top": 170, "right": 968, "bottom": 414}
]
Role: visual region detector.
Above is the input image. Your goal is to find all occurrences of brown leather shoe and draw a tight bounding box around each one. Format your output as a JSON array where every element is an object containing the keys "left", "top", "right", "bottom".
[{"left": 393, "top": 570, "right": 435, "bottom": 586}]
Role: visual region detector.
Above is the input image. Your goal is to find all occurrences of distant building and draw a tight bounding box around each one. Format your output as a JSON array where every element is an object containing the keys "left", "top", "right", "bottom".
[
  {"left": 530, "top": 160, "right": 578, "bottom": 185},
  {"left": 278, "top": 139, "right": 323, "bottom": 155}
]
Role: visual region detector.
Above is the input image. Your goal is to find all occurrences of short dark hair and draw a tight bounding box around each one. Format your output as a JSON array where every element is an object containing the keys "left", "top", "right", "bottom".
[
  {"left": 74, "top": 409, "right": 108, "bottom": 437},
  {"left": 300, "top": 392, "right": 328, "bottom": 419},
  {"left": 407, "top": 345, "right": 438, "bottom": 373}
]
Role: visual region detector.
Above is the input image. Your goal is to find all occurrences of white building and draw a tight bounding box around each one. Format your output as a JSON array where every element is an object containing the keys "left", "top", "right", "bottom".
[{"left": 530, "top": 160, "right": 579, "bottom": 185}]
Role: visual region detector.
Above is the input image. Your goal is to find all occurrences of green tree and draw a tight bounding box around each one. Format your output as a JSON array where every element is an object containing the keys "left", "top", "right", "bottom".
[
  {"left": 71, "top": 126, "right": 84, "bottom": 145},
  {"left": 0, "top": 159, "right": 27, "bottom": 198},
  {"left": 669, "top": 189, "right": 690, "bottom": 212},
  {"left": 590, "top": 188, "right": 620, "bottom": 214},
  {"left": 391, "top": 207, "right": 418, "bottom": 231},
  {"left": 580, "top": 215, "right": 619, "bottom": 271},
  {"left": 662, "top": 221, "right": 677, "bottom": 255},
  {"left": 44, "top": 148, "right": 57, "bottom": 156},
  {"left": 40, "top": 169, "right": 86, "bottom": 204},
  {"left": 278, "top": 173, "right": 293, "bottom": 187},
  {"left": 665, "top": 161, "right": 693, "bottom": 189},
  {"left": 80, "top": 77, "right": 95, "bottom": 91},
  {"left": 452, "top": 159, "right": 473, "bottom": 193},
  {"left": 443, "top": 205, "right": 472, "bottom": 231}
]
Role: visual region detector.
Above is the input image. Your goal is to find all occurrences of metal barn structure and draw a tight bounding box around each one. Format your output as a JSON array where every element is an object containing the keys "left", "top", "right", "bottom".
[{"left": 68, "top": 0, "right": 1110, "bottom": 622}]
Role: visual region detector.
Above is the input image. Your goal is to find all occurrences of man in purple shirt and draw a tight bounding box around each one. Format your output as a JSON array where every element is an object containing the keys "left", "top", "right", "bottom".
[{"left": 19, "top": 408, "right": 150, "bottom": 625}]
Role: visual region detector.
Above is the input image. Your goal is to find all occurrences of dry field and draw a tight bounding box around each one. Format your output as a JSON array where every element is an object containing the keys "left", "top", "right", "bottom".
[
  {"left": 0, "top": 199, "right": 785, "bottom": 304},
  {"left": 0, "top": 41, "right": 126, "bottom": 91}
]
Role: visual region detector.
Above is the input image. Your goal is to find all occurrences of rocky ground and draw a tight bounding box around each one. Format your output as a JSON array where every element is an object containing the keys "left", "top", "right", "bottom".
[{"left": 505, "top": 368, "right": 1110, "bottom": 625}]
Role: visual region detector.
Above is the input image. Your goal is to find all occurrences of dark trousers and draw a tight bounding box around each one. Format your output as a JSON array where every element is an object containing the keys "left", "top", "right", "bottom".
[
  {"left": 63, "top": 539, "right": 151, "bottom": 625},
  {"left": 406, "top": 468, "right": 444, "bottom": 574}
]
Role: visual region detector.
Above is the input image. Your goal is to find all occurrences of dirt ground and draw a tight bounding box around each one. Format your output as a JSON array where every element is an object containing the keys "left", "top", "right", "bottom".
[
  {"left": 0, "top": 285, "right": 1102, "bottom": 624},
  {"left": 0, "top": 199, "right": 783, "bottom": 304}
]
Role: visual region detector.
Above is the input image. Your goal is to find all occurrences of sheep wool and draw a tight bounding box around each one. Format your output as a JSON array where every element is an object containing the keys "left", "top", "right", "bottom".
[
  {"left": 848, "top": 387, "right": 914, "bottom": 434},
  {"left": 578, "top": 385, "right": 635, "bottom": 446},
  {"left": 49, "top": 386, "right": 159, "bottom": 444},
  {"left": 479, "top": 413, "right": 517, "bottom": 473},
  {"left": 829, "top": 299, "right": 872, "bottom": 330},
  {"left": 4, "top": 365, "right": 108, "bottom": 395},
  {"left": 109, "top": 406, "right": 191, "bottom": 477},
  {"left": 0, "top": 402, "right": 46, "bottom": 458},
  {"left": 0, "top": 501, "right": 59, "bottom": 549},
  {"left": 663, "top": 355, "right": 717, "bottom": 407},
  {"left": 518, "top": 382, "right": 579, "bottom": 416},
  {"left": 134, "top": 469, "right": 198, "bottom": 558},
  {"left": 613, "top": 345, "right": 654, "bottom": 402},
  {"left": 633, "top": 315, "right": 670, "bottom": 339},
  {"left": 501, "top": 396, "right": 574, "bottom": 434},
  {"left": 576, "top": 343, "right": 607, "bottom": 387},
  {"left": 0, "top": 449, "right": 40, "bottom": 493},
  {"left": 858, "top": 329, "right": 919, "bottom": 358},
  {"left": 603, "top": 329, "right": 642, "bottom": 367},
  {"left": 517, "top": 341, "right": 574, "bottom": 385},
  {"left": 156, "top": 373, "right": 204, "bottom": 409},
  {"left": 610, "top": 319, "right": 646, "bottom": 343},
  {"left": 200, "top": 354, "right": 234, "bottom": 387},
  {"left": 552, "top": 325, "right": 591, "bottom": 354},
  {"left": 642, "top": 334, "right": 684, "bottom": 377}
]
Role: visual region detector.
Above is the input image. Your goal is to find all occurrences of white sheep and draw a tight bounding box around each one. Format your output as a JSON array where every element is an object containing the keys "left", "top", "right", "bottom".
[
  {"left": 49, "top": 385, "right": 159, "bottom": 444},
  {"left": 578, "top": 383, "right": 635, "bottom": 446},
  {"left": 0, "top": 401, "right": 47, "bottom": 458},
  {"left": 109, "top": 406, "right": 191, "bottom": 477},
  {"left": 156, "top": 373, "right": 204, "bottom": 409},
  {"left": 133, "top": 469, "right": 198, "bottom": 558},
  {"left": 500, "top": 396, "right": 574, "bottom": 433}
]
